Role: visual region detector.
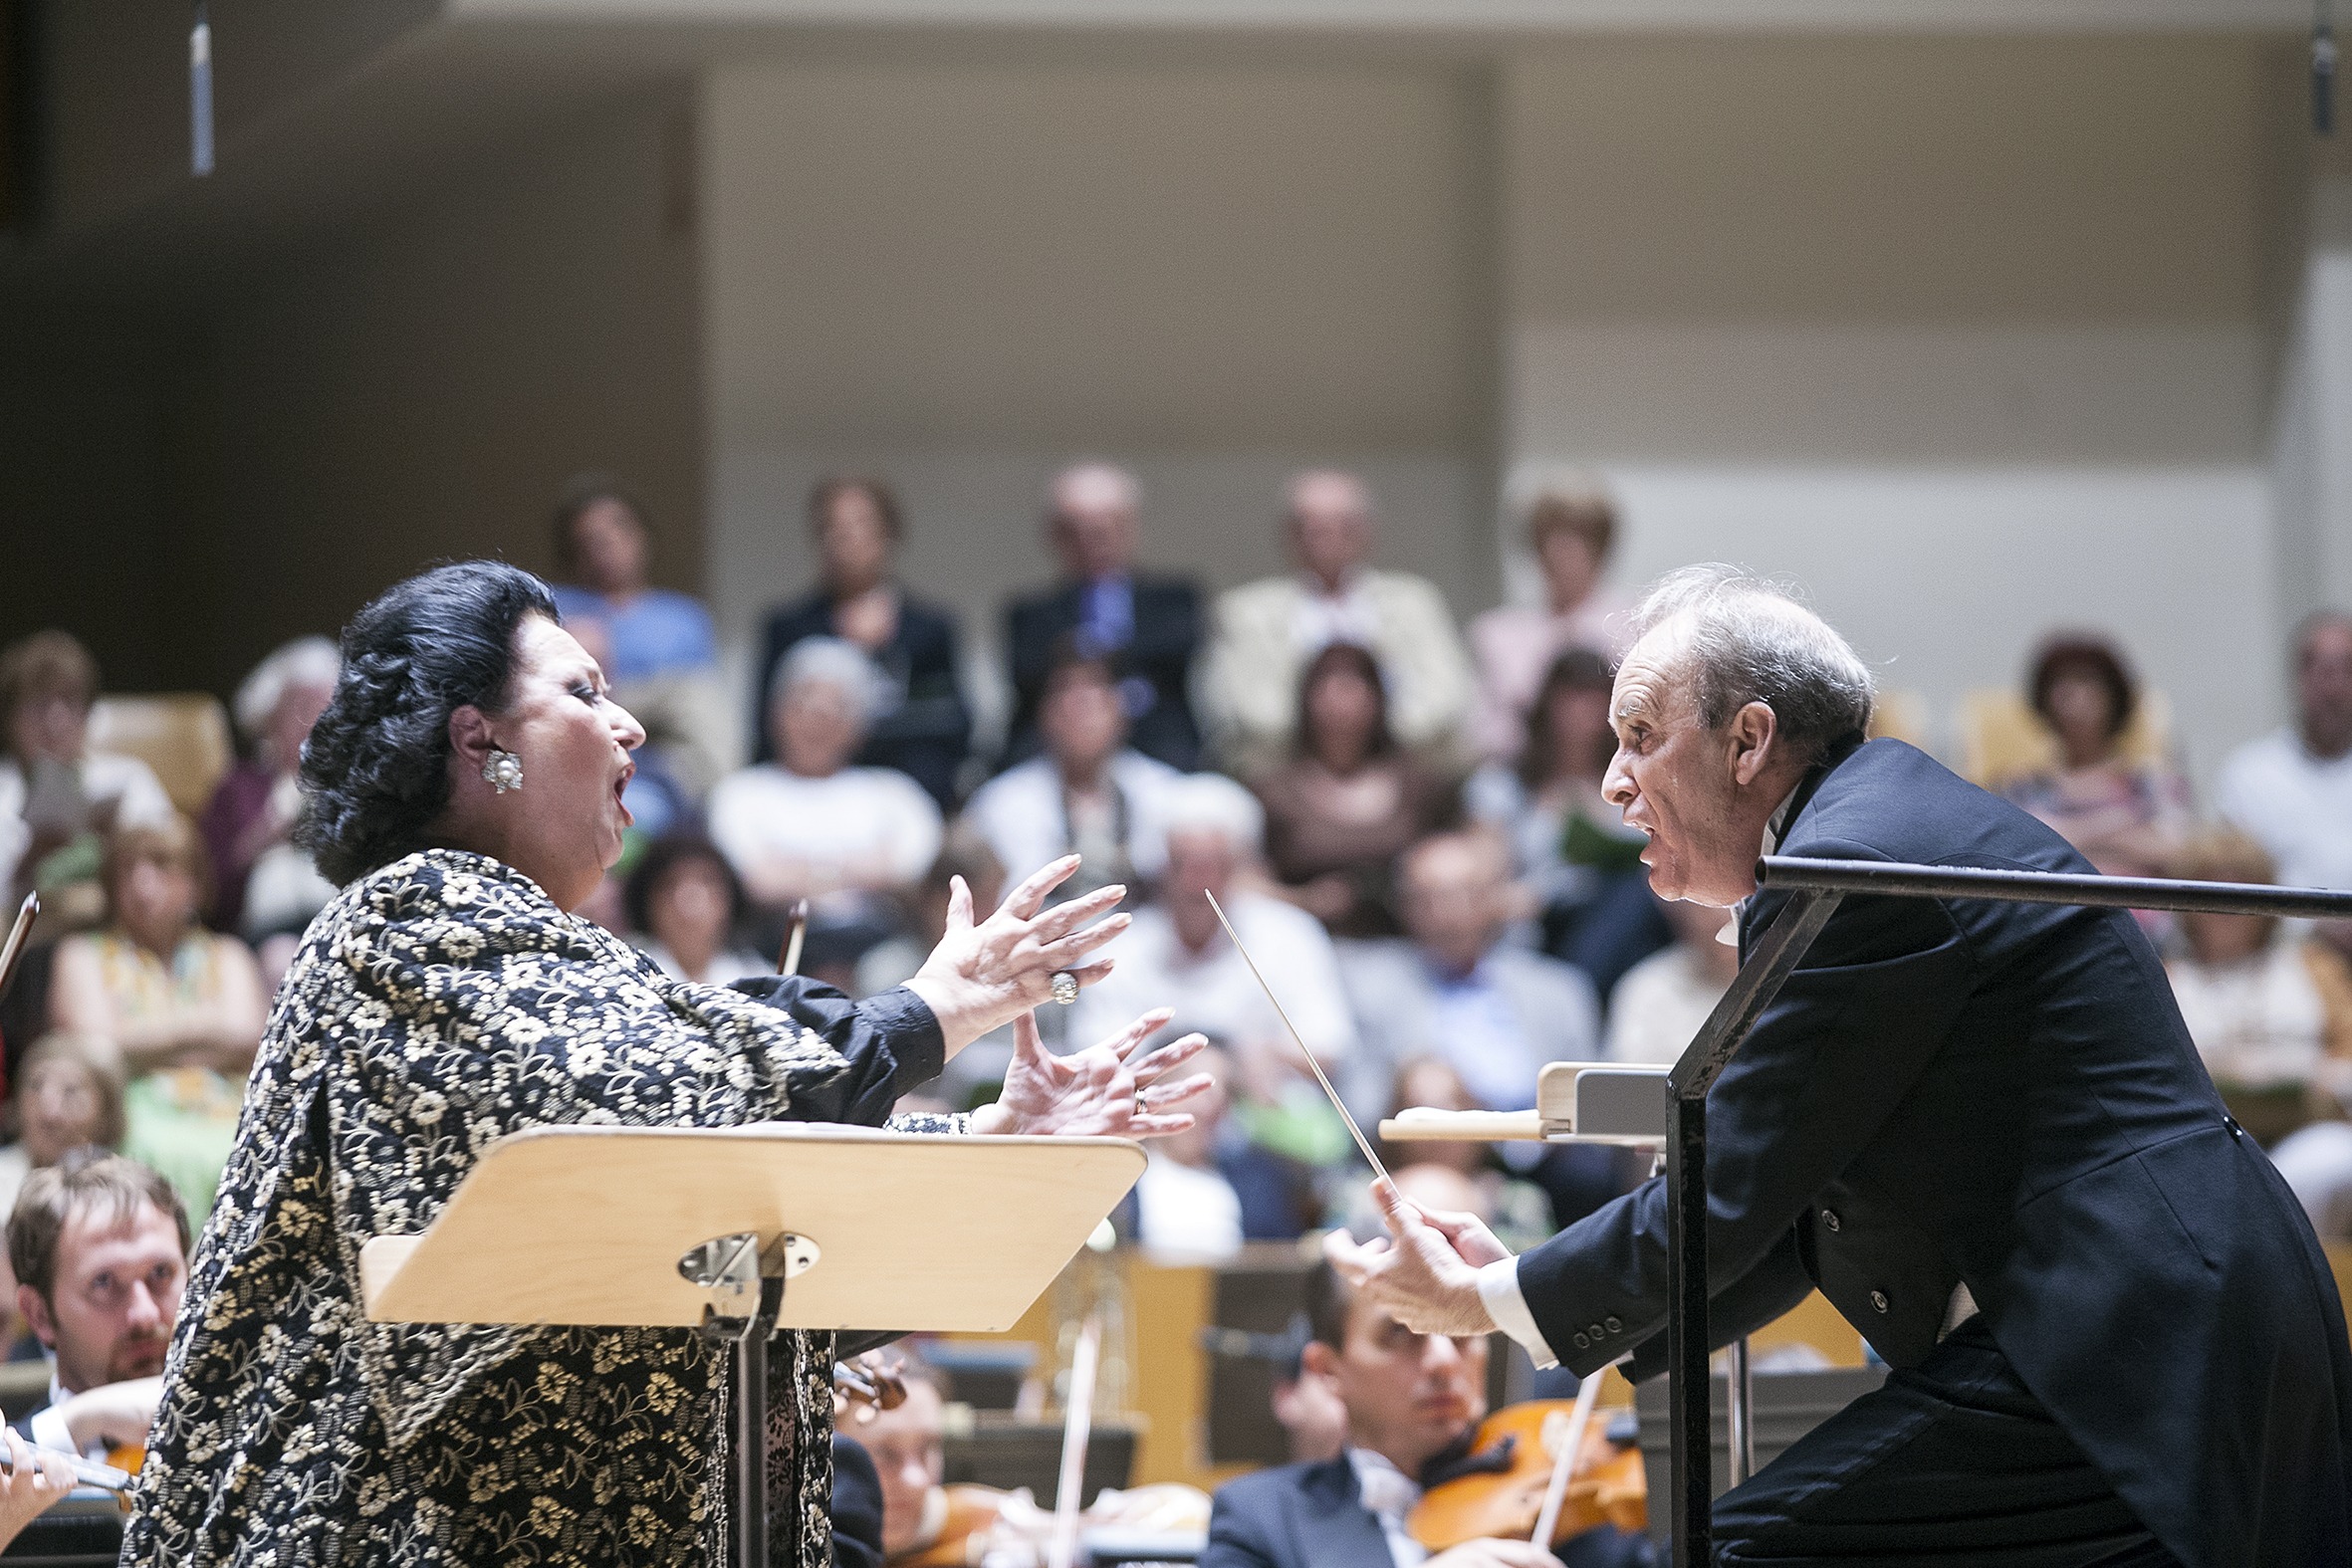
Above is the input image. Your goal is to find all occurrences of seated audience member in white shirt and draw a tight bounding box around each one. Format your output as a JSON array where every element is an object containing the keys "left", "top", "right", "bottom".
[
  {"left": 1336, "top": 830, "right": 1599, "bottom": 1130},
  {"left": 1131, "top": 1042, "right": 1247, "bottom": 1260},
  {"left": 2218, "top": 610, "right": 2352, "bottom": 901},
  {"left": 1604, "top": 897, "right": 1740, "bottom": 1067},
  {"left": 624, "top": 834, "right": 766, "bottom": 989},
  {"left": 1069, "top": 775, "right": 1356, "bottom": 1099},
  {"left": 7, "top": 1151, "right": 184, "bottom": 1465},
  {"left": 964, "top": 642, "right": 1180, "bottom": 898},
  {"left": 1201, "top": 1257, "right": 1649, "bottom": 1568},
  {"left": 707, "top": 636, "right": 943, "bottom": 964}
]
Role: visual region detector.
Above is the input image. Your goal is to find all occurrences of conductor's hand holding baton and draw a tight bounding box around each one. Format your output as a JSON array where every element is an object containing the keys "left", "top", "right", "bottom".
[{"left": 1324, "top": 1179, "right": 1510, "bottom": 1339}]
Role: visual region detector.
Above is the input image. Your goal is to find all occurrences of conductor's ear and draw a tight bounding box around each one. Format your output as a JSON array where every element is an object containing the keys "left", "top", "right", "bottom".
[{"left": 1729, "top": 700, "right": 1779, "bottom": 786}]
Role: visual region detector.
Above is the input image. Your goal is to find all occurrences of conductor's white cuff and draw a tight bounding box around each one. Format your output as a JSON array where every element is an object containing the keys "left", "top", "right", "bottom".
[{"left": 1478, "top": 1255, "right": 1557, "bottom": 1370}]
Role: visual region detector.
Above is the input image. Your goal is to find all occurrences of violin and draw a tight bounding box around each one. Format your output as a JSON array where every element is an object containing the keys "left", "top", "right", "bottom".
[
  {"left": 892, "top": 1481, "right": 1212, "bottom": 1568},
  {"left": 1406, "top": 1399, "right": 1647, "bottom": 1551},
  {"left": 896, "top": 1482, "right": 1015, "bottom": 1567}
]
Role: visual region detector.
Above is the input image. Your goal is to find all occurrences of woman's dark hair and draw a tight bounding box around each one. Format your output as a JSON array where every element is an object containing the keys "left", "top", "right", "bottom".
[
  {"left": 297, "top": 560, "right": 559, "bottom": 885},
  {"left": 1517, "top": 646, "right": 1616, "bottom": 788},
  {"left": 2027, "top": 633, "right": 2136, "bottom": 742},
  {"left": 623, "top": 833, "right": 745, "bottom": 937},
  {"left": 1294, "top": 642, "right": 1395, "bottom": 762},
  {"left": 807, "top": 475, "right": 903, "bottom": 544}
]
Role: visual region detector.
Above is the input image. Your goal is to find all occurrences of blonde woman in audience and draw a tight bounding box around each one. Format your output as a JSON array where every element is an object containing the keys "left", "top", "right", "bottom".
[
  {"left": 2001, "top": 633, "right": 2191, "bottom": 876},
  {"left": 1468, "top": 485, "right": 1631, "bottom": 761},
  {"left": 707, "top": 635, "right": 944, "bottom": 974},
  {"left": 1605, "top": 898, "right": 1741, "bottom": 1067},
  {"left": 47, "top": 817, "right": 267, "bottom": 1225},
  {"left": 0, "top": 631, "right": 173, "bottom": 920},
  {"left": 2163, "top": 828, "right": 2352, "bottom": 1148}
]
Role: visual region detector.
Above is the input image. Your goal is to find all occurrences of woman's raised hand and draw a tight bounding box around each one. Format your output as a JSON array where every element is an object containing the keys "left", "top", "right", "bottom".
[
  {"left": 969, "top": 1008, "right": 1214, "bottom": 1138},
  {"left": 904, "top": 855, "right": 1131, "bottom": 1055}
]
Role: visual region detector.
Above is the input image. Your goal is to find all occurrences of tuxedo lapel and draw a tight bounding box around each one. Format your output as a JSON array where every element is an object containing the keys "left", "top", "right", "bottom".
[{"left": 1292, "top": 1456, "right": 1394, "bottom": 1568}]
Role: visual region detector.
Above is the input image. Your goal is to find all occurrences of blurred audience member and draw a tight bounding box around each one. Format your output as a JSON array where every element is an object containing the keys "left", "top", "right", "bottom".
[
  {"left": 1466, "top": 647, "right": 1666, "bottom": 999},
  {"left": 548, "top": 476, "right": 717, "bottom": 686},
  {"left": 709, "top": 638, "right": 943, "bottom": 975},
  {"left": 47, "top": 819, "right": 265, "bottom": 1225},
  {"left": 2001, "top": 633, "right": 2190, "bottom": 875},
  {"left": 548, "top": 476, "right": 727, "bottom": 824},
  {"left": 0, "top": 1034, "right": 125, "bottom": 1221},
  {"left": 1005, "top": 463, "right": 1203, "bottom": 772},
  {"left": 1130, "top": 1041, "right": 1247, "bottom": 1259},
  {"left": 1337, "top": 1061, "right": 1556, "bottom": 1253},
  {"left": 0, "top": 631, "right": 173, "bottom": 920},
  {"left": 964, "top": 642, "right": 1179, "bottom": 898},
  {"left": 1255, "top": 644, "right": 1457, "bottom": 938},
  {"left": 1606, "top": 899, "right": 1739, "bottom": 1067},
  {"left": 2163, "top": 828, "right": 2352, "bottom": 1150},
  {"left": 2219, "top": 610, "right": 2352, "bottom": 941},
  {"left": 856, "top": 828, "right": 1015, "bottom": 1107},
  {"left": 1070, "top": 776, "right": 1357, "bottom": 1168},
  {"left": 1335, "top": 832, "right": 1597, "bottom": 1129},
  {"left": 1205, "top": 471, "right": 1474, "bottom": 777},
  {"left": 1469, "top": 486, "right": 1630, "bottom": 761},
  {"left": 624, "top": 835, "right": 764, "bottom": 989},
  {"left": 200, "top": 636, "right": 340, "bottom": 963},
  {"left": 755, "top": 476, "right": 971, "bottom": 810}
]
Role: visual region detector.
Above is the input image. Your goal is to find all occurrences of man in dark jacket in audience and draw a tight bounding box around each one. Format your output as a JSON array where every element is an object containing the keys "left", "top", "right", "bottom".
[
  {"left": 1003, "top": 463, "right": 1203, "bottom": 772},
  {"left": 1330, "top": 565, "right": 2352, "bottom": 1568}
]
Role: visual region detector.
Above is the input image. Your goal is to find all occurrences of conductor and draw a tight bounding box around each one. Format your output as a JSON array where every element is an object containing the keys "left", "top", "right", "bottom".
[{"left": 1329, "top": 565, "right": 2352, "bottom": 1567}]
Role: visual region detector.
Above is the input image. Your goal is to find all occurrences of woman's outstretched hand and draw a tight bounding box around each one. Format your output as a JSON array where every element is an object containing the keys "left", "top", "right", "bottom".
[
  {"left": 970, "top": 1008, "right": 1214, "bottom": 1138},
  {"left": 905, "top": 854, "right": 1130, "bottom": 1056}
]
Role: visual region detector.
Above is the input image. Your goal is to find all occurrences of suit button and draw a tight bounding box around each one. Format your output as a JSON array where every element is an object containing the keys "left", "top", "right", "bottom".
[
  {"left": 1822, "top": 1210, "right": 1841, "bottom": 1232},
  {"left": 1870, "top": 1289, "right": 1890, "bottom": 1313},
  {"left": 2226, "top": 1116, "right": 2244, "bottom": 1139},
  {"left": 1588, "top": 1322, "right": 1606, "bottom": 1340},
  {"left": 1572, "top": 1332, "right": 1589, "bottom": 1350},
  {"left": 1604, "top": 1316, "right": 1621, "bottom": 1332}
]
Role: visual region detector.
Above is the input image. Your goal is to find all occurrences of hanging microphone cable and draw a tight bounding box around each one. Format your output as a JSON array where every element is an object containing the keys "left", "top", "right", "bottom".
[
  {"left": 191, "top": 0, "right": 214, "bottom": 174},
  {"left": 2318, "top": 0, "right": 2338, "bottom": 136}
]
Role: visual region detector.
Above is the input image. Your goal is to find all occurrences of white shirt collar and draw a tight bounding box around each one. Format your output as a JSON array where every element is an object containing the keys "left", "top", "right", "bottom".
[{"left": 1718, "top": 782, "right": 1805, "bottom": 947}]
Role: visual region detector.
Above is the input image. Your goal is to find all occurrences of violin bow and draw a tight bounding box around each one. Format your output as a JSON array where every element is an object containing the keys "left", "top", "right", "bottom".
[
  {"left": 776, "top": 899, "right": 810, "bottom": 979},
  {"left": 0, "top": 893, "right": 39, "bottom": 1005},
  {"left": 1203, "top": 890, "right": 1390, "bottom": 1186},
  {"left": 1045, "top": 1314, "right": 1102, "bottom": 1568},
  {"left": 1529, "top": 1364, "right": 1607, "bottom": 1546}
]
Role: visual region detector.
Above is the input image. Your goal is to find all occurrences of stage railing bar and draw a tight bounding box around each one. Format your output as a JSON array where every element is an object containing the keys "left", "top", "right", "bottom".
[
  {"left": 1757, "top": 857, "right": 2352, "bottom": 921},
  {"left": 1663, "top": 887, "right": 1840, "bottom": 1568}
]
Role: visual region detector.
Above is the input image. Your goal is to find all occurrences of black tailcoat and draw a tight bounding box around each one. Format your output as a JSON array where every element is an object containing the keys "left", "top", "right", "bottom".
[{"left": 1516, "top": 739, "right": 2352, "bottom": 1568}]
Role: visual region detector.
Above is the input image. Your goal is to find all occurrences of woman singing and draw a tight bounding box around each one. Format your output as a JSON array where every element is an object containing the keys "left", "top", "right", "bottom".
[{"left": 121, "top": 561, "right": 1207, "bottom": 1568}]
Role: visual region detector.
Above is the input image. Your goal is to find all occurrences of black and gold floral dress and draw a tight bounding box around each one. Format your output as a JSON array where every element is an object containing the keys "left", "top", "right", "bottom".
[{"left": 120, "top": 848, "right": 960, "bottom": 1568}]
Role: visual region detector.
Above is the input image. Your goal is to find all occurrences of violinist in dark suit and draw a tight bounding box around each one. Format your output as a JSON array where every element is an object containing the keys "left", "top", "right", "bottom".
[
  {"left": 1204, "top": 1259, "right": 1650, "bottom": 1568},
  {"left": 1330, "top": 565, "right": 2352, "bottom": 1568},
  {"left": 1003, "top": 464, "right": 1204, "bottom": 773},
  {"left": 754, "top": 476, "right": 971, "bottom": 809}
]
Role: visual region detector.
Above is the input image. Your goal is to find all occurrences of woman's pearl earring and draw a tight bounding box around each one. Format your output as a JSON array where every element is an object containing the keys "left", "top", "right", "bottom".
[{"left": 483, "top": 749, "right": 524, "bottom": 794}]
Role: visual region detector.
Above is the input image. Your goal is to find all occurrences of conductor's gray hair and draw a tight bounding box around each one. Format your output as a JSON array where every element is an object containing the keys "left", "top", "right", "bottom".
[{"left": 1630, "top": 565, "right": 1874, "bottom": 762}]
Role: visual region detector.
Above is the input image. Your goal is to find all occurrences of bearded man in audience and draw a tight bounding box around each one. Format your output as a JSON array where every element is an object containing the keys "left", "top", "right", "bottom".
[{"left": 1204, "top": 1259, "right": 1649, "bottom": 1568}]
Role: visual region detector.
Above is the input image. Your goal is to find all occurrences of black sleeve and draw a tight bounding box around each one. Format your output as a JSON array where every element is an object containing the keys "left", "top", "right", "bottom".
[
  {"left": 726, "top": 979, "right": 947, "bottom": 1127},
  {"left": 1515, "top": 840, "right": 1976, "bottom": 1375},
  {"left": 1621, "top": 1226, "right": 1813, "bottom": 1383},
  {"left": 829, "top": 1437, "right": 887, "bottom": 1568}
]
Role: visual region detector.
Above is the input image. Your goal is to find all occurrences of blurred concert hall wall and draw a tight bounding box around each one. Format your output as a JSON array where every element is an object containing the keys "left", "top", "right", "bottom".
[{"left": 4, "top": 4, "right": 2350, "bottom": 784}]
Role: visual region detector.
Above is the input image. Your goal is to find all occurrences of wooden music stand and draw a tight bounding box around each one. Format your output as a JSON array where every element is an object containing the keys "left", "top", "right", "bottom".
[{"left": 358, "top": 1122, "right": 1146, "bottom": 1568}]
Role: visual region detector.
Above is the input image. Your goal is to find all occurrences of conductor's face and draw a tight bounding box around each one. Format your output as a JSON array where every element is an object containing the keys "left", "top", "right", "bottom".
[{"left": 1603, "top": 619, "right": 1786, "bottom": 909}]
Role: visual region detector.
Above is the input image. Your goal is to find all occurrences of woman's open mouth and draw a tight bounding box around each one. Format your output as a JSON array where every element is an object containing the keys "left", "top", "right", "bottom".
[{"left": 612, "top": 763, "right": 635, "bottom": 827}]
